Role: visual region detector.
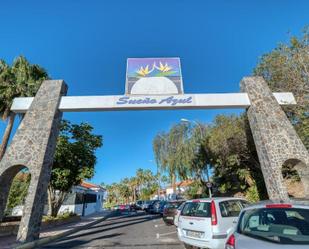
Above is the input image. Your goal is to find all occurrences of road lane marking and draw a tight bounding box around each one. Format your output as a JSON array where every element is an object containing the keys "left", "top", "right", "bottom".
[
  {"left": 154, "top": 224, "right": 165, "bottom": 228},
  {"left": 156, "top": 231, "right": 177, "bottom": 238}
]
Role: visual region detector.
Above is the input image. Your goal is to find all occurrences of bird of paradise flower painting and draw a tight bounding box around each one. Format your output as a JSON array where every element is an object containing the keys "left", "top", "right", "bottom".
[{"left": 126, "top": 58, "right": 183, "bottom": 95}]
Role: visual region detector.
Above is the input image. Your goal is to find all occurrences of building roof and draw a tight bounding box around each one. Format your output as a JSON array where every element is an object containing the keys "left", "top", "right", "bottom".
[
  {"left": 177, "top": 179, "right": 194, "bottom": 187},
  {"left": 80, "top": 181, "right": 105, "bottom": 191},
  {"left": 166, "top": 179, "right": 195, "bottom": 189}
]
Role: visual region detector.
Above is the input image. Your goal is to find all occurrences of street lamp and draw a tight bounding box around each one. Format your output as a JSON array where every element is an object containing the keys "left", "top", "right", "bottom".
[{"left": 180, "top": 118, "right": 212, "bottom": 198}]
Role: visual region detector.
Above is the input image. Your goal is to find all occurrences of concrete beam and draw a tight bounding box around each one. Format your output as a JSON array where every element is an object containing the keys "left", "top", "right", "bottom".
[{"left": 10, "top": 92, "right": 296, "bottom": 113}]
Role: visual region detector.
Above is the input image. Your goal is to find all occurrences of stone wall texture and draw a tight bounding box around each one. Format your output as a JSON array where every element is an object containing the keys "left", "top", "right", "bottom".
[
  {"left": 241, "top": 76, "right": 309, "bottom": 200},
  {"left": 0, "top": 80, "right": 67, "bottom": 242}
]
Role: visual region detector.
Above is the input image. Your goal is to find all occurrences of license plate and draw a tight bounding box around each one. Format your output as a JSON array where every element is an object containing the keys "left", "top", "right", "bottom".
[
  {"left": 166, "top": 216, "right": 173, "bottom": 220},
  {"left": 186, "top": 230, "right": 204, "bottom": 238}
]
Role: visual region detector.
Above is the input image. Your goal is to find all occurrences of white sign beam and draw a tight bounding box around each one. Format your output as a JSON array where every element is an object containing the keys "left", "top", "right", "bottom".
[{"left": 10, "top": 92, "right": 296, "bottom": 113}]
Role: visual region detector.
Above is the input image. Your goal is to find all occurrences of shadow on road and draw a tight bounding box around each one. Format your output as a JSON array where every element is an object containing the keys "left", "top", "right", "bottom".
[
  {"left": 41, "top": 233, "right": 123, "bottom": 248},
  {"left": 41, "top": 213, "right": 162, "bottom": 249}
]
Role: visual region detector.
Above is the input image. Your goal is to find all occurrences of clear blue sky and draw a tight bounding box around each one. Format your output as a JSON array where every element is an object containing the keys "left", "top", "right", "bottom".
[{"left": 0, "top": 0, "right": 308, "bottom": 185}]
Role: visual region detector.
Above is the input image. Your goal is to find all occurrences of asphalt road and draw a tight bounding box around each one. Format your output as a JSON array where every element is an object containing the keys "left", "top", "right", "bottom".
[{"left": 40, "top": 211, "right": 185, "bottom": 249}]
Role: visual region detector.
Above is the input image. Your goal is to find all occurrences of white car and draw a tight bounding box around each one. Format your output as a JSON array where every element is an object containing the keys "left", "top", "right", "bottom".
[
  {"left": 177, "top": 197, "right": 249, "bottom": 249},
  {"left": 226, "top": 201, "right": 309, "bottom": 249}
]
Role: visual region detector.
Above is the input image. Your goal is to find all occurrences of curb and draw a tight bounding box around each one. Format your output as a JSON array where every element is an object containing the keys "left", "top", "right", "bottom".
[{"left": 14, "top": 211, "right": 114, "bottom": 249}]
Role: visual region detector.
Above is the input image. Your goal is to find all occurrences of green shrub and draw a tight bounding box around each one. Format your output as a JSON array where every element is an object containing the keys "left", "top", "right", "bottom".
[
  {"left": 42, "top": 211, "right": 76, "bottom": 222},
  {"left": 245, "top": 185, "right": 260, "bottom": 203}
]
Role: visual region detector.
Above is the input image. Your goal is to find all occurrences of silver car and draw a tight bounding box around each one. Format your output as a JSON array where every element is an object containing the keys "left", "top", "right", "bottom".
[{"left": 226, "top": 201, "right": 309, "bottom": 249}]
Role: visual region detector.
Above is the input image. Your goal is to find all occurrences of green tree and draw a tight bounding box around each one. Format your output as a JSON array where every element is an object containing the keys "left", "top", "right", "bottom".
[
  {"left": 153, "top": 123, "right": 191, "bottom": 192},
  {"left": 128, "top": 176, "right": 138, "bottom": 202},
  {"left": 119, "top": 178, "right": 132, "bottom": 203},
  {"left": 103, "top": 182, "right": 119, "bottom": 208},
  {"left": 135, "top": 168, "right": 158, "bottom": 200},
  {"left": 254, "top": 27, "right": 309, "bottom": 149},
  {"left": 153, "top": 122, "right": 212, "bottom": 196},
  {"left": 48, "top": 120, "right": 103, "bottom": 217},
  {"left": 5, "top": 171, "right": 31, "bottom": 215},
  {"left": 0, "top": 56, "right": 48, "bottom": 159},
  {"left": 207, "top": 115, "right": 267, "bottom": 201}
]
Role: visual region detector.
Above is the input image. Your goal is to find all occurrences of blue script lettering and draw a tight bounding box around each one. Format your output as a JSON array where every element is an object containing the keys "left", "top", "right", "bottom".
[
  {"left": 159, "top": 96, "right": 192, "bottom": 106},
  {"left": 116, "top": 97, "right": 157, "bottom": 105},
  {"left": 116, "top": 96, "right": 192, "bottom": 106},
  {"left": 116, "top": 97, "right": 129, "bottom": 104}
]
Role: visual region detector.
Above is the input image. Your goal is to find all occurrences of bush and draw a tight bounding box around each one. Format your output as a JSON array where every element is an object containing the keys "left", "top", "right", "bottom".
[
  {"left": 245, "top": 185, "right": 260, "bottom": 203},
  {"left": 42, "top": 211, "right": 76, "bottom": 222}
]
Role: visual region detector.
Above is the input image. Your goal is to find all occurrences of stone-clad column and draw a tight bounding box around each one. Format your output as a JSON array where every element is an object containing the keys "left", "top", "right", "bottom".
[
  {"left": 0, "top": 80, "right": 67, "bottom": 242},
  {"left": 241, "top": 76, "right": 309, "bottom": 200}
]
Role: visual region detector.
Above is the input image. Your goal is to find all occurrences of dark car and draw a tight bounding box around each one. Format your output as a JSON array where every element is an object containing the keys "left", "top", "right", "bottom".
[
  {"left": 135, "top": 200, "right": 144, "bottom": 210},
  {"left": 151, "top": 200, "right": 167, "bottom": 214},
  {"left": 162, "top": 200, "right": 185, "bottom": 225},
  {"left": 148, "top": 200, "right": 161, "bottom": 214},
  {"left": 145, "top": 200, "right": 158, "bottom": 213},
  {"left": 129, "top": 203, "right": 138, "bottom": 211},
  {"left": 153, "top": 201, "right": 167, "bottom": 215},
  {"left": 141, "top": 200, "right": 153, "bottom": 211}
]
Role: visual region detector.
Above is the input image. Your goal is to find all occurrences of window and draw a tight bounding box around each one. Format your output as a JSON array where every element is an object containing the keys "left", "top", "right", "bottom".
[
  {"left": 166, "top": 201, "right": 183, "bottom": 209},
  {"left": 219, "top": 200, "right": 243, "bottom": 217},
  {"left": 181, "top": 202, "right": 211, "bottom": 218},
  {"left": 84, "top": 194, "right": 97, "bottom": 203},
  {"left": 238, "top": 208, "right": 309, "bottom": 244},
  {"left": 75, "top": 193, "right": 84, "bottom": 204},
  {"left": 240, "top": 200, "right": 250, "bottom": 208}
]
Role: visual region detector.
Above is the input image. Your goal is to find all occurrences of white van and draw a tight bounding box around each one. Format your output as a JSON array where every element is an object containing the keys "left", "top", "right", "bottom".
[{"left": 177, "top": 197, "right": 249, "bottom": 249}]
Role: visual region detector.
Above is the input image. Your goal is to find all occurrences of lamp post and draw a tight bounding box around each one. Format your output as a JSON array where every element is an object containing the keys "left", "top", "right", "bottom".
[{"left": 180, "top": 118, "right": 212, "bottom": 198}]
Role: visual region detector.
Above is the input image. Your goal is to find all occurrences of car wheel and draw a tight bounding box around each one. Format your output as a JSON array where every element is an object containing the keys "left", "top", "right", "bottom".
[{"left": 183, "top": 243, "right": 193, "bottom": 249}]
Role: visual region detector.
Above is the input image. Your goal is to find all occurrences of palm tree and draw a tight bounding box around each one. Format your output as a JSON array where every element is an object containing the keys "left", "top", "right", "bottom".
[
  {"left": 128, "top": 177, "right": 138, "bottom": 202},
  {"left": 119, "top": 178, "right": 131, "bottom": 204},
  {"left": 0, "top": 56, "right": 48, "bottom": 159}
]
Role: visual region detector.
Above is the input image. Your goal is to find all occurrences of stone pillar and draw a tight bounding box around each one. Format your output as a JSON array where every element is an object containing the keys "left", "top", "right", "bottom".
[
  {"left": 241, "top": 76, "right": 309, "bottom": 200},
  {"left": 0, "top": 80, "right": 67, "bottom": 242}
]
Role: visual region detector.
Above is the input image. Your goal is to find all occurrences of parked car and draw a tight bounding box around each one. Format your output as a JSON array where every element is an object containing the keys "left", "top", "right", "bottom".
[
  {"left": 177, "top": 197, "right": 249, "bottom": 249},
  {"left": 155, "top": 201, "right": 168, "bottom": 215},
  {"left": 142, "top": 200, "right": 156, "bottom": 212},
  {"left": 174, "top": 202, "right": 186, "bottom": 227},
  {"left": 226, "top": 202, "right": 309, "bottom": 249},
  {"left": 163, "top": 200, "right": 186, "bottom": 225},
  {"left": 119, "top": 204, "right": 130, "bottom": 212},
  {"left": 113, "top": 205, "right": 120, "bottom": 210},
  {"left": 129, "top": 203, "right": 138, "bottom": 212},
  {"left": 148, "top": 200, "right": 161, "bottom": 214},
  {"left": 136, "top": 200, "right": 144, "bottom": 210}
]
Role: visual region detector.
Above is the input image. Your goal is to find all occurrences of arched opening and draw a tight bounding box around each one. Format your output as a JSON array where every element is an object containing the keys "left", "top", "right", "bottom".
[
  {"left": 282, "top": 159, "right": 308, "bottom": 199},
  {"left": 0, "top": 165, "right": 31, "bottom": 238},
  {"left": 4, "top": 167, "right": 31, "bottom": 218}
]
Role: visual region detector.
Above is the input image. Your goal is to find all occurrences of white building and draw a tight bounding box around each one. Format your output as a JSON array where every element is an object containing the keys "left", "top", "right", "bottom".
[
  {"left": 12, "top": 181, "right": 106, "bottom": 217},
  {"left": 59, "top": 181, "right": 106, "bottom": 216},
  {"left": 153, "top": 179, "right": 194, "bottom": 200}
]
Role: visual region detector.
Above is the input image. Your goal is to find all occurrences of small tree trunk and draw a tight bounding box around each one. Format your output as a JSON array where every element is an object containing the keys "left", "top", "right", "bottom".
[
  {"left": 172, "top": 174, "right": 176, "bottom": 193},
  {"left": 47, "top": 186, "right": 67, "bottom": 217},
  {"left": 0, "top": 113, "right": 15, "bottom": 160},
  {"left": 133, "top": 187, "right": 136, "bottom": 202}
]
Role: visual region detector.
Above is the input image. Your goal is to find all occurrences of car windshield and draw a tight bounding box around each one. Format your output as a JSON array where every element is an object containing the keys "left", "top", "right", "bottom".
[
  {"left": 238, "top": 207, "right": 309, "bottom": 245},
  {"left": 166, "top": 202, "right": 183, "bottom": 209},
  {"left": 181, "top": 202, "right": 211, "bottom": 218},
  {"left": 177, "top": 202, "right": 185, "bottom": 211}
]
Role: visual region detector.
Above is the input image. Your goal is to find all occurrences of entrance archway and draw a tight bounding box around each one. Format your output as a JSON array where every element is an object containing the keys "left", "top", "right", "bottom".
[{"left": 1, "top": 76, "right": 309, "bottom": 242}]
